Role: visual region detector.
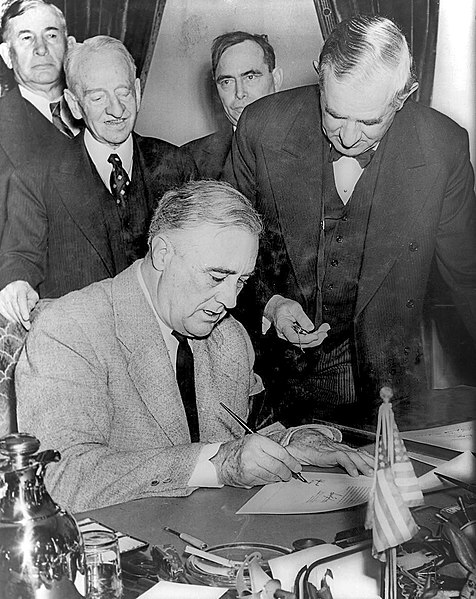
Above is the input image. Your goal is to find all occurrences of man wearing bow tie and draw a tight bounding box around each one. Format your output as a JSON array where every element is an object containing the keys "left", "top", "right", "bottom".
[
  {"left": 0, "top": 35, "right": 196, "bottom": 329},
  {"left": 226, "top": 15, "right": 476, "bottom": 425}
]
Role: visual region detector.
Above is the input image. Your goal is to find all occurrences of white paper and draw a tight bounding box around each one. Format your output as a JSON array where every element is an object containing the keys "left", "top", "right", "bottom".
[
  {"left": 269, "top": 543, "right": 380, "bottom": 597},
  {"left": 407, "top": 451, "right": 446, "bottom": 468},
  {"left": 401, "top": 420, "right": 474, "bottom": 452},
  {"left": 236, "top": 472, "right": 373, "bottom": 514},
  {"left": 269, "top": 543, "right": 343, "bottom": 592},
  {"left": 137, "top": 580, "right": 226, "bottom": 599},
  {"left": 418, "top": 450, "right": 476, "bottom": 492}
]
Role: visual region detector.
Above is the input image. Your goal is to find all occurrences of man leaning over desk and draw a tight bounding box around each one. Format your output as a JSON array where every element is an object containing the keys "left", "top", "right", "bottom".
[{"left": 16, "top": 180, "right": 373, "bottom": 513}]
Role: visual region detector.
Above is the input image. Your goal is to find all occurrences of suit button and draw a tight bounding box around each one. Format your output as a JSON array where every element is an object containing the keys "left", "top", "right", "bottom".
[
  {"left": 331, "top": 259, "right": 339, "bottom": 267},
  {"left": 151, "top": 480, "right": 160, "bottom": 486},
  {"left": 336, "top": 235, "right": 344, "bottom": 243},
  {"left": 409, "top": 242, "right": 419, "bottom": 252},
  {"left": 406, "top": 299, "right": 415, "bottom": 309},
  {"left": 341, "top": 215, "right": 348, "bottom": 222},
  {"left": 403, "top": 346, "right": 410, "bottom": 355},
  {"left": 327, "top": 283, "right": 334, "bottom": 290},
  {"left": 323, "top": 304, "right": 329, "bottom": 312}
]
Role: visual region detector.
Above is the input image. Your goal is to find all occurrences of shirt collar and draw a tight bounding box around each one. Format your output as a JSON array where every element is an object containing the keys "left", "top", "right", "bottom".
[
  {"left": 84, "top": 129, "right": 134, "bottom": 190},
  {"left": 18, "top": 84, "right": 61, "bottom": 123}
]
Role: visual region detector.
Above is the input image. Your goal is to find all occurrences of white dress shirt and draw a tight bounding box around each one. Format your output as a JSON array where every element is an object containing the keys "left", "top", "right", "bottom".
[
  {"left": 83, "top": 129, "right": 133, "bottom": 192},
  {"left": 18, "top": 85, "right": 80, "bottom": 136}
]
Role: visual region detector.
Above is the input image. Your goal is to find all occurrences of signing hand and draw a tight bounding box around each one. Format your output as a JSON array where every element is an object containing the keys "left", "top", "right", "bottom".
[
  {"left": 211, "top": 433, "right": 303, "bottom": 487},
  {"left": 0, "top": 280, "right": 39, "bottom": 330},
  {"left": 265, "top": 295, "right": 330, "bottom": 349},
  {"left": 285, "top": 428, "right": 374, "bottom": 477}
]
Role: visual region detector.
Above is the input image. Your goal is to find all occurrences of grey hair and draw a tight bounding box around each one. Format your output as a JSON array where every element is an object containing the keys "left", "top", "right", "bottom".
[
  {"left": 64, "top": 35, "right": 136, "bottom": 96},
  {"left": 1, "top": 0, "right": 67, "bottom": 42},
  {"left": 316, "top": 14, "right": 417, "bottom": 107},
  {"left": 148, "top": 180, "right": 263, "bottom": 244}
]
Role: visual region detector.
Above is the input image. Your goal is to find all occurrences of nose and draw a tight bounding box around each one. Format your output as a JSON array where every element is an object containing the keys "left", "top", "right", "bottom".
[
  {"left": 106, "top": 94, "right": 125, "bottom": 118},
  {"left": 34, "top": 36, "right": 48, "bottom": 56},
  {"left": 215, "top": 279, "right": 239, "bottom": 310},
  {"left": 235, "top": 78, "right": 247, "bottom": 100},
  {"left": 338, "top": 120, "right": 361, "bottom": 149}
]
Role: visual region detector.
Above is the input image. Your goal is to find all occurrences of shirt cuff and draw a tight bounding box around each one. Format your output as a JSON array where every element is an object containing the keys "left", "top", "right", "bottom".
[{"left": 187, "top": 442, "right": 224, "bottom": 488}]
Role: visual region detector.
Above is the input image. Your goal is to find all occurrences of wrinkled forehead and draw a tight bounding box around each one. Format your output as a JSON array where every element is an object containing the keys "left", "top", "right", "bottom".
[{"left": 321, "top": 69, "right": 397, "bottom": 117}]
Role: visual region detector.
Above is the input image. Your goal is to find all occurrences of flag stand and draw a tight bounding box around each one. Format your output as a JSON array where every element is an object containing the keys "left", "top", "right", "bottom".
[{"left": 365, "top": 387, "right": 425, "bottom": 599}]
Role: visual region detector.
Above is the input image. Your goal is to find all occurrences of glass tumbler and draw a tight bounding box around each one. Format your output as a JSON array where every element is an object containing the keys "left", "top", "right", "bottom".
[{"left": 83, "top": 529, "right": 123, "bottom": 599}]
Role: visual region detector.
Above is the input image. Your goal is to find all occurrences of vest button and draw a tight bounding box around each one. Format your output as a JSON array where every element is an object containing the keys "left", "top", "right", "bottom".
[
  {"left": 403, "top": 346, "right": 410, "bottom": 355},
  {"left": 406, "top": 299, "right": 415, "bottom": 309},
  {"left": 409, "top": 242, "right": 419, "bottom": 252},
  {"left": 336, "top": 235, "right": 344, "bottom": 243},
  {"left": 327, "top": 283, "right": 334, "bottom": 290},
  {"left": 331, "top": 259, "right": 339, "bottom": 267},
  {"left": 341, "top": 215, "right": 348, "bottom": 222}
]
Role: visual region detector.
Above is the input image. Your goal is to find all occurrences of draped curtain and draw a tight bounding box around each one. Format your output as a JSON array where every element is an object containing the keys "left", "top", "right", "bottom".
[{"left": 311, "top": 0, "right": 440, "bottom": 105}]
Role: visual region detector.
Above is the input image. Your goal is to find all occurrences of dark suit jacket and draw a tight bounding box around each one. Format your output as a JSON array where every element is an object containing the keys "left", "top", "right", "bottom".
[
  {"left": 182, "top": 123, "right": 233, "bottom": 179},
  {"left": 0, "top": 86, "right": 72, "bottom": 239},
  {"left": 0, "top": 131, "right": 197, "bottom": 298},
  {"left": 227, "top": 85, "right": 476, "bottom": 402}
]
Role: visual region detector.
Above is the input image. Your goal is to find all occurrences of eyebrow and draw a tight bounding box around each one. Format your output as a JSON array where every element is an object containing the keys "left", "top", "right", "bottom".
[
  {"left": 17, "top": 26, "right": 61, "bottom": 35},
  {"left": 216, "top": 69, "right": 263, "bottom": 82},
  {"left": 206, "top": 267, "right": 255, "bottom": 278},
  {"left": 324, "top": 105, "right": 384, "bottom": 125}
]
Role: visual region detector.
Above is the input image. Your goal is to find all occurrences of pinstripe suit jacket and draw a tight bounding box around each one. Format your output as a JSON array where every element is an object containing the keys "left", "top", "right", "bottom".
[
  {"left": 227, "top": 85, "right": 476, "bottom": 402},
  {"left": 16, "top": 261, "right": 258, "bottom": 512},
  {"left": 0, "top": 86, "right": 72, "bottom": 240},
  {"left": 0, "top": 130, "right": 196, "bottom": 297}
]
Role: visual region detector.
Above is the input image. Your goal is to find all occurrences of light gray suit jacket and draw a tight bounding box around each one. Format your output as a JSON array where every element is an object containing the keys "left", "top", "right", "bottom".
[{"left": 16, "top": 261, "right": 259, "bottom": 512}]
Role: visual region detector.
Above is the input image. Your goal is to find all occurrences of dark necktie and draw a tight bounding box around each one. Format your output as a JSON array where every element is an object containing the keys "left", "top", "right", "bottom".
[
  {"left": 329, "top": 145, "right": 376, "bottom": 168},
  {"left": 171, "top": 331, "right": 200, "bottom": 442},
  {"left": 108, "top": 153, "right": 130, "bottom": 206},
  {"left": 49, "top": 100, "right": 74, "bottom": 138}
]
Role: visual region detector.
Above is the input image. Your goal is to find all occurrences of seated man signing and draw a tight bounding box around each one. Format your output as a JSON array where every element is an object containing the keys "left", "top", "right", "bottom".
[{"left": 16, "top": 180, "right": 372, "bottom": 512}]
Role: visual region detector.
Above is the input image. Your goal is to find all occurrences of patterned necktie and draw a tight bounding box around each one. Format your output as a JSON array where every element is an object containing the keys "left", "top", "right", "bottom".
[
  {"left": 171, "top": 331, "right": 200, "bottom": 442},
  {"left": 49, "top": 100, "right": 74, "bottom": 138},
  {"left": 108, "top": 153, "right": 130, "bottom": 206},
  {"left": 329, "top": 145, "right": 376, "bottom": 168}
]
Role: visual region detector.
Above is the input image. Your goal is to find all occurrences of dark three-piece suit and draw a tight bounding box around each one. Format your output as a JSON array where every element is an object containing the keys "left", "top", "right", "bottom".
[
  {"left": 0, "top": 129, "right": 197, "bottom": 297},
  {"left": 226, "top": 85, "right": 476, "bottom": 424},
  {"left": 182, "top": 123, "right": 233, "bottom": 180}
]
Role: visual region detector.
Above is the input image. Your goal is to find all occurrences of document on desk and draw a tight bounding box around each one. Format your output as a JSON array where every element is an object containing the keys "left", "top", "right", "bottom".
[
  {"left": 401, "top": 420, "right": 474, "bottom": 452},
  {"left": 137, "top": 580, "right": 226, "bottom": 599},
  {"left": 418, "top": 450, "right": 476, "bottom": 493},
  {"left": 236, "top": 472, "right": 373, "bottom": 515}
]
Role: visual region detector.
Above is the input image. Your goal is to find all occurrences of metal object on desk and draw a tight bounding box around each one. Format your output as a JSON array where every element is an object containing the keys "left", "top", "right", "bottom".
[{"left": 0, "top": 432, "right": 85, "bottom": 598}]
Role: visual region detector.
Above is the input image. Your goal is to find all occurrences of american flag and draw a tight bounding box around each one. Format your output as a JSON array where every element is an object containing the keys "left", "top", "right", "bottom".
[{"left": 365, "top": 387, "right": 424, "bottom": 562}]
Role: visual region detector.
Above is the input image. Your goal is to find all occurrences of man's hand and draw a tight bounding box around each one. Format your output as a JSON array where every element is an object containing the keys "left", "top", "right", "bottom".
[
  {"left": 0, "top": 281, "right": 39, "bottom": 330},
  {"left": 285, "top": 428, "right": 374, "bottom": 477},
  {"left": 211, "top": 433, "right": 303, "bottom": 487},
  {"left": 264, "top": 295, "right": 330, "bottom": 349}
]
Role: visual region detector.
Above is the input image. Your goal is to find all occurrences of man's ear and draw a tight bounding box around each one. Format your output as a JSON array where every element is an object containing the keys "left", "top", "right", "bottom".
[
  {"left": 150, "top": 234, "right": 173, "bottom": 272},
  {"left": 312, "top": 60, "right": 319, "bottom": 75},
  {"left": 66, "top": 35, "right": 76, "bottom": 50},
  {"left": 0, "top": 43, "right": 12, "bottom": 70},
  {"left": 272, "top": 66, "right": 283, "bottom": 92},
  {"left": 396, "top": 81, "right": 419, "bottom": 111},
  {"left": 134, "top": 77, "right": 141, "bottom": 110},
  {"left": 64, "top": 88, "right": 83, "bottom": 120}
]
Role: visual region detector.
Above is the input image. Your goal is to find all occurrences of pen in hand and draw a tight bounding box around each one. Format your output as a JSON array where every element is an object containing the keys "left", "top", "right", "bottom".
[{"left": 219, "top": 401, "right": 309, "bottom": 484}]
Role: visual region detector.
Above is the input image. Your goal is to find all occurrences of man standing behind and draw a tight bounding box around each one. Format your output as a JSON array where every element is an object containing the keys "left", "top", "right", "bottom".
[
  {"left": 227, "top": 15, "right": 476, "bottom": 425},
  {"left": 183, "top": 31, "right": 282, "bottom": 179},
  {"left": 0, "top": 0, "right": 80, "bottom": 238},
  {"left": 0, "top": 35, "right": 196, "bottom": 329}
]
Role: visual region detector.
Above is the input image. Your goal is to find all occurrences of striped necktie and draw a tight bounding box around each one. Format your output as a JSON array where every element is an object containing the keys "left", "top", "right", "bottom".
[{"left": 49, "top": 100, "right": 74, "bottom": 138}]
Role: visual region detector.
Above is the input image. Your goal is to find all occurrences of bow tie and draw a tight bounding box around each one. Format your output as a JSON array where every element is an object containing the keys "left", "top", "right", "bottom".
[{"left": 329, "top": 145, "right": 376, "bottom": 168}]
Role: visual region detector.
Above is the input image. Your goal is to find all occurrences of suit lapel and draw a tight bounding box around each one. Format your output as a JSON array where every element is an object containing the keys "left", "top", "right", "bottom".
[
  {"left": 355, "top": 102, "right": 431, "bottom": 316},
  {"left": 113, "top": 263, "right": 191, "bottom": 445},
  {"left": 51, "top": 133, "right": 115, "bottom": 276},
  {"left": 264, "top": 88, "right": 324, "bottom": 301}
]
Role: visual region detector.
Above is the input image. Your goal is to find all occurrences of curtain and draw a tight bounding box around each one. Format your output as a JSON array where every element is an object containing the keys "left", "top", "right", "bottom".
[{"left": 312, "top": 0, "right": 440, "bottom": 104}]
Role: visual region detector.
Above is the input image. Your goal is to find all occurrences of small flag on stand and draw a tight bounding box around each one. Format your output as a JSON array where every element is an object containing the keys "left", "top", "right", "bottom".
[{"left": 365, "top": 387, "right": 424, "bottom": 599}]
